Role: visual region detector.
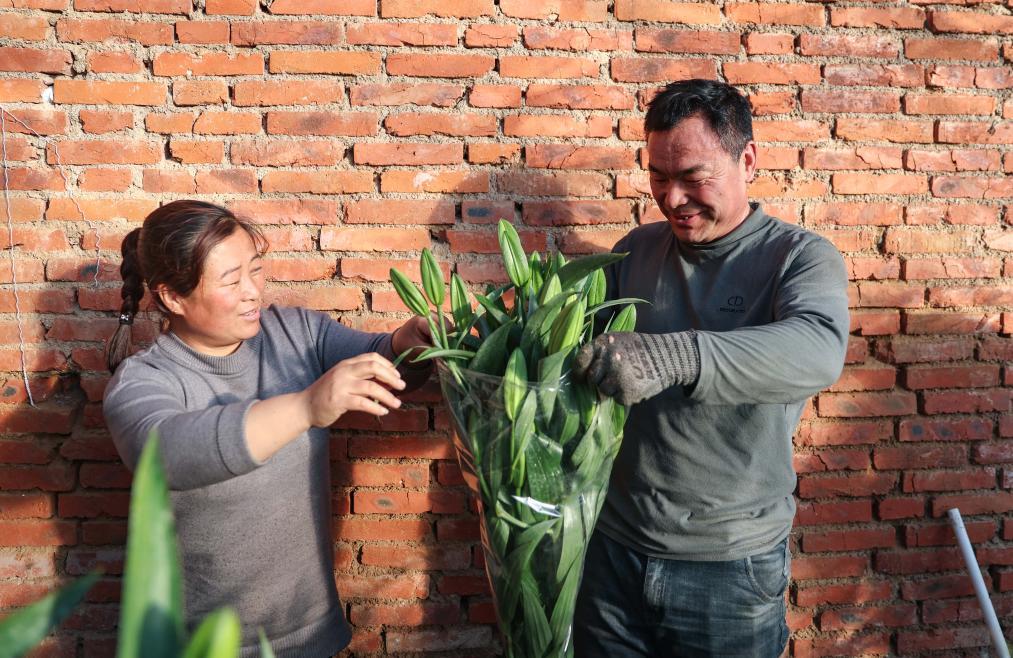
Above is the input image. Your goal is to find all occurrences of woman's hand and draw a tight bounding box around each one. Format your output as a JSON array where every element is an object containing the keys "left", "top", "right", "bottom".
[
  {"left": 301, "top": 352, "right": 406, "bottom": 428},
  {"left": 391, "top": 315, "right": 438, "bottom": 364}
]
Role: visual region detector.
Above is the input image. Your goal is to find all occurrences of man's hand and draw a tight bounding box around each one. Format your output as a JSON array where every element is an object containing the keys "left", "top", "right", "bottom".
[{"left": 572, "top": 331, "right": 700, "bottom": 406}]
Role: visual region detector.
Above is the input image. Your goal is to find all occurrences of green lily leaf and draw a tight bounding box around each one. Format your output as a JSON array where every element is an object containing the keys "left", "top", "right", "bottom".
[
  {"left": 556, "top": 253, "right": 627, "bottom": 291},
  {"left": 0, "top": 572, "right": 99, "bottom": 658},
  {"left": 181, "top": 608, "right": 241, "bottom": 658},
  {"left": 117, "top": 433, "right": 185, "bottom": 658},
  {"left": 390, "top": 268, "right": 430, "bottom": 317},
  {"left": 498, "top": 219, "right": 531, "bottom": 289},
  {"left": 420, "top": 248, "right": 445, "bottom": 308}
]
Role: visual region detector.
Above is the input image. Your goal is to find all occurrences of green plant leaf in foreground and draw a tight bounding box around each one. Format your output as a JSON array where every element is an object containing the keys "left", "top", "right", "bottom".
[
  {"left": 0, "top": 571, "right": 99, "bottom": 658},
  {"left": 555, "top": 253, "right": 627, "bottom": 290},
  {"left": 390, "top": 268, "right": 430, "bottom": 318},
  {"left": 181, "top": 608, "right": 241, "bottom": 658},
  {"left": 420, "top": 248, "right": 445, "bottom": 308},
  {"left": 259, "top": 629, "right": 277, "bottom": 658},
  {"left": 117, "top": 433, "right": 185, "bottom": 658},
  {"left": 498, "top": 219, "right": 530, "bottom": 289}
]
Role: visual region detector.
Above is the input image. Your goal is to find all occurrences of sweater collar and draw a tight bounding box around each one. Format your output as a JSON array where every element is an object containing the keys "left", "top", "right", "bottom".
[{"left": 155, "top": 330, "right": 261, "bottom": 377}]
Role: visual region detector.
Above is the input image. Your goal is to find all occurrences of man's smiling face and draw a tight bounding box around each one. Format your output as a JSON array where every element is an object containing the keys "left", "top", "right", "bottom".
[{"left": 646, "top": 113, "right": 757, "bottom": 245}]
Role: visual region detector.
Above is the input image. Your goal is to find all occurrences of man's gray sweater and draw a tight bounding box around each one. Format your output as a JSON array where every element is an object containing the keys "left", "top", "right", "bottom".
[
  {"left": 598, "top": 204, "right": 849, "bottom": 561},
  {"left": 104, "top": 305, "right": 399, "bottom": 657}
]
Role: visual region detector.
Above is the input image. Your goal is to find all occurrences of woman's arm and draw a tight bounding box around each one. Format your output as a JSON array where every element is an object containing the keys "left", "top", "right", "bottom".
[
  {"left": 105, "top": 353, "right": 405, "bottom": 490},
  {"left": 244, "top": 352, "right": 405, "bottom": 462}
]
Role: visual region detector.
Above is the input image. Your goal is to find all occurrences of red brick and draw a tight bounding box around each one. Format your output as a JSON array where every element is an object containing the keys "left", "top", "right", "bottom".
[
  {"left": 0, "top": 15, "right": 48, "bottom": 40},
  {"left": 818, "top": 391, "right": 917, "bottom": 418},
  {"left": 56, "top": 18, "right": 172, "bottom": 45},
  {"left": 385, "top": 113, "right": 496, "bottom": 137},
  {"left": 610, "top": 57, "right": 716, "bottom": 83},
  {"left": 804, "top": 148, "right": 902, "bottom": 171},
  {"left": 856, "top": 282, "right": 924, "bottom": 308},
  {"left": 468, "top": 84, "right": 521, "bottom": 108},
  {"left": 172, "top": 81, "right": 229, "bottom": 106},
  {"left": 527, "top": 26, "right": 631, "bottom": 51},
  {"left": 268, "top": 50, "right": 380, "bottom": 75},
  {"left": 499, "top": 0, "right": 606, "bottom": 21},
  {"left": 263, "top": 258, "right": 337, "bottom": 282},
  {"left": 344, "top": 200, "right": 454, "bottom": 225},
  {"left": 798, "top": 472, "right": 897, "bottom": 498},
  {"left": 233, "top": 80, "right": 343, "bottom": 106},
  {"left": 830, "top": 6, "right": 926, "bottom": 29},
  {"left": 386, "top": 627, "right": 493, "bottom": 653},
  {"left": 931, "top": 122, "right": 1013, "bottom": 145},
  {"left": 231, "top": 21, "right": 343, "bottom": 45},
  {"left": 266, "top": 110, "right": 376, "bottom": 137},
  {"left": 885, "top": 228, "right": 977, "bottom": 254},
  {"left": 726, "top": 2, "right": 823, "bottom": 26},
  {"left": 501, "top": 172, "right": 612, "bottom": 199},
  {"left": 905, "top": 311, "right": 1001, "bottom": 334},
  {"left": 268, "top": 0, "right": 374, "bottom": 14},
  {"left": 349, "top": 601, "right": 461, "bottom": 626},
  {"left": 175, "top": 20, "right": 230, "bottom": 44},
  {"left": 923, "top": 389, "right": 1009, "bottom": 414},
  {"left": 381, "top": 170, "right": 488, "bottom": 194},
  {"left": 320, "top": 227, "right": 430, "bottom": 252},
  {"left": 0, "top": 521, "right": 76, "bottom": 551},
  {"left": 904, "top": 468, "right": 996, "bottom": 494},
  {"left": 803, "top": 527, "right": 896, "bottom": 552},
  {"left": 79, "top": 109, "right": 132, "bottom": 135},
  {"left": 525, "top": 145, "right": 635, "bottom": 170},
  {"left": 261, "top": 170, "right": 373, "bottom": 195},
  {"left": 54, "top": 80, "right": 166, "bottom": 106},
  {"left": 795, "top": 581, "right": 893, "bottom": 607},
  {"left": 387, "top": 53, "right": 493, "bottom": 77},
  {"left": 823, "top": 64, "right": 924, "bottom": 88},
  {"left": 835, "top": 118, "right": 934, "bottom": 143},
  {"left": 351, "top": 83, "right": 464, "bottom": 107},
  {"left": 353, "top": 143, "right": 462, "bottom": 166},
  {"left": 228, "top": 200, "right": 338, "bottom": 226},
  {"left": 526, "top": 84, "right": 633, "bottom": 110},
  {"left": 878, "top": 497, "right": 926, "bottom": 521},
  {"left": 807, "top": 202, "right": 902, "bottom": 227},
  {"left": 193, "top": 169, "right": 257, "bottom": 194},
  {"left": 335, "top": 573, "right": 428, "bottom": 599},
  {"left": 725, "top": 62, "right": 819, "bottom": 85},
  {"left": 753, "top": 119, "right": 828, "bottom": 142},
  {"left": 153, "top": 52, "right": 263, "bottom": 77},
  {"left": 231, "top": 139, "right": 342, "bottom": 166},
  {"left": 382, "top": 0, "right": 492, "bottom": 18},
  {"left": 743, "top": 32, "right": 793, "bottom": 55},
  {"left": 795, "top": 500, "right": 872, "bottom": 525},
  {"left": 905, "top": 37, "right": 1000, "bottom": 62},
  {"left": 468, "top": 143, "right": 520, "bottom": 164},
  {"left": 792, "top": 555, "right": 867, "bottom": 581},
  {"left": 875, "top": 444, "right": 967, "bottom": 471},
  {"left": 794, "top": 633, "right": 892, "bottom": 657},
  {"left": 169, "top": 139, "right": 224, "bottom": 164},
  {"left": 747, "top": 91, "right": 795, "bottom": 116},
  {"left": 803, "top": 90, "right": 901, "bottom": 114},
  {"left": 930, "top": 285, "right": 1012, "bottom": 307},
  {"left": 930, "top": 10, "right": 1013, "bottom": 35},
  {"left": 800, "top": 34, "right": 898, "bottom": 58},
  {"left": 832, "top": 173, "right": 927, "bottom": 196},
  {"left": 346, "top": 22, "right": 456, "bottom": 46},
  {"left": 905, "top": 93, "right": 995, "bottom": 116},
  {"left": 500, "top": 55, "right": 599, "bottom": 79},
  {"left": 932, "top": 176, "right": 1013, "bottom": 199},
  {"left": 927, "top": 64, "right": 976, "bottom": 89},
  {"left": 907, "top": 203, "right": 999, "bottom": 226},
  {"left": 347, "top": 434, "right": 451, "bottom": 458},
  {"left": 0, "top": 79, "right": 44, "bottom": 102},
  {"left": 504, "top": 114, "right": 611, "bottom": 138}
]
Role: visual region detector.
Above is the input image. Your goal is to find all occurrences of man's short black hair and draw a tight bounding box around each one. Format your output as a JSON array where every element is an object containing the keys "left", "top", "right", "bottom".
[{"left": 644, "top": 79, "right": 754, "bottom": 158}]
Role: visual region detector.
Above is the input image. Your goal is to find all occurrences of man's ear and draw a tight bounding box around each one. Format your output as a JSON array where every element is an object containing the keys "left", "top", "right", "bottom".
[
  {"left": 155, "top": 285, "right": 185, "bottom": 317},
  {"left": 741, "top": 140, "right": 758, "bottom": 183}
]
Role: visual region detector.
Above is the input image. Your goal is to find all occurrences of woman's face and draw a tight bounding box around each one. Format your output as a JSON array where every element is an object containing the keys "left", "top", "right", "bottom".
[{"left": 162, "top": 229, "right": 265, "bottom": 356}]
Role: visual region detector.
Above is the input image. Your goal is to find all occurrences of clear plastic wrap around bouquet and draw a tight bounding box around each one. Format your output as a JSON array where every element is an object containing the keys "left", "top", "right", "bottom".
[{"left": 390, "top": 221, "right": 641, "bottom": 658}]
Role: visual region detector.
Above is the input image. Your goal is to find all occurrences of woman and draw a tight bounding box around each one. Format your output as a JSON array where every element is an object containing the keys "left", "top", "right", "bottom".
[{"left": 103, "top": 200, "right": 432, "bottom": 657}]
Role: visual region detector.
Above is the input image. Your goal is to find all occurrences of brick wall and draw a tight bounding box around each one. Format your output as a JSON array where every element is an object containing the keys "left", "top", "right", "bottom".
[{"left": 0, "top": 0, "right": 1011, "bottom": 656}]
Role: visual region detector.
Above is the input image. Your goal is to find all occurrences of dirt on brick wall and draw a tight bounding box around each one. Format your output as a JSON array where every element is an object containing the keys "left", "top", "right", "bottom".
[{"left": 0, "top": 1, "right": 1011, "bottom": 656}]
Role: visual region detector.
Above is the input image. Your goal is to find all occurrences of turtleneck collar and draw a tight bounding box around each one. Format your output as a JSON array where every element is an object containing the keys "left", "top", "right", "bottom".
[{"left": 155, "top": 330, "right": 261, "bottom": 378}]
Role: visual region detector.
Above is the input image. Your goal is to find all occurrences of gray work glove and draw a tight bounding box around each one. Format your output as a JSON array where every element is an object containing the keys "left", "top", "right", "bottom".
[{"left": 572, "top": 331, "right": 700, "bottom": 406}]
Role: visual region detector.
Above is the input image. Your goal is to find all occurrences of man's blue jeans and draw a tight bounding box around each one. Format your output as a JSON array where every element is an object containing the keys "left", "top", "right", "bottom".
[{"left": 574, "top": 531, "right": 790, "bottom": 657}]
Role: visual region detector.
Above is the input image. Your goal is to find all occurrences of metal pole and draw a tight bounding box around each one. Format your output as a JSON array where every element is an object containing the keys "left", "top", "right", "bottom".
[{"left": 948, "top": 508, "right": 1010, "bottom": 658}]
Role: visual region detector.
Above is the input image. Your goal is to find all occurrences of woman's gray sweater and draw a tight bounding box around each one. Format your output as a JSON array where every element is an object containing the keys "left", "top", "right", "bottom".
[{"left": 104, "top": 305, "right": 401, "bottom": 658}]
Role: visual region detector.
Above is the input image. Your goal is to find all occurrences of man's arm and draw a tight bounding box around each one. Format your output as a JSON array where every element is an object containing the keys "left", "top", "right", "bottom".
[{"left": 576, "top": 237, "right": 849, "bottom": 406}]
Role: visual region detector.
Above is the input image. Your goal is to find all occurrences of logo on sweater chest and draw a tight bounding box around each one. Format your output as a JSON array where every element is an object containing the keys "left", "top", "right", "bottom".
[{"left": 719, "top": 295, "right": 746, "bottom": 313}]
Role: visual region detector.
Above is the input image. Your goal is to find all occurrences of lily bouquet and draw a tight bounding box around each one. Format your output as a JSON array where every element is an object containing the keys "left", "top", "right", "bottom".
[{"left": 390, "top": 221, "right": 640, "bottom": 658}]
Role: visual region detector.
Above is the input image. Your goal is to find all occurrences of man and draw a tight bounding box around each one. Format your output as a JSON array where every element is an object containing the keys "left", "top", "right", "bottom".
[{"left": 572, "top": 79, "right": 849, "bottom": 657}]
